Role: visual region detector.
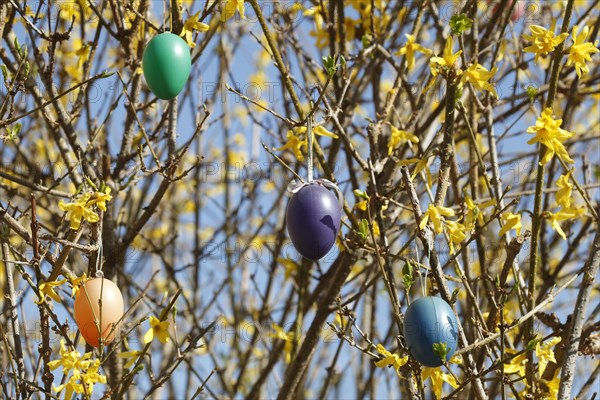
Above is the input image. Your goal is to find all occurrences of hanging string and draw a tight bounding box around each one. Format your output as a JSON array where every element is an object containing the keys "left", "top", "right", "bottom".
[
  {"left": 415, "top": 244, "right": 426, "bottom": 297},
  {"left": 423, "top": 243, "right": 430, "bottom": 297},
  {"left": 169, "top": 0, "right": 173, "bottom": 33},
  {"left": 76, "top": 150, "right": 88, "bottom": 192},
  {"left": 307, "top": 117, "right": 314, "bottom": 183},
  {"left": 163, "top": 0, "right": 167, "bottom": 32},
  {"left": 95, "top": 238, "right": 104, "bottom": 278},
  {"left": 285, "top": 90, "right": 345, "bottom": 210}
]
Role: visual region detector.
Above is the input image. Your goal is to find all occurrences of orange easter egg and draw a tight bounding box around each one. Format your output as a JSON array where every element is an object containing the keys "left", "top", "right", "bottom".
[{"left": 74, "top": 278, "right": 124, "bottom": 347}]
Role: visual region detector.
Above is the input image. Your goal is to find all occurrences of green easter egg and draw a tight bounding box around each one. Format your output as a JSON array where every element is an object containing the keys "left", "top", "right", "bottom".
[{"left": 142, "top": 32, "right": 191, "bottom": 100}]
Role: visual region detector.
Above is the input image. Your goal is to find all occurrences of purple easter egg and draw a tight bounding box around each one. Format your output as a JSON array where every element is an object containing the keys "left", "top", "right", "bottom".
[
  {"left": 286, "top": 183, "right": 341, "bottom": 260},
  {"left": 403, "top": 296, "right": 459, "bottom": 367}
]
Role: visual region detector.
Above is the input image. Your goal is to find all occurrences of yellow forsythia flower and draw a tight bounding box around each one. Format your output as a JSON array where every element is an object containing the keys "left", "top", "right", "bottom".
[
  {"left": 445, "top": 220, "right": 467, "bottom": 254},
  {"left": 504, "top": 349, "right": 527, "bottom": 376},
  {"left": 118, "top": 350, "right": 143, "bottom": 369},
  {"left": 430, "top": 36, "right": 462, "bottom": 76},
  {"left": 421, "top": 367, "right": 459, "bottom": 399},
  {"left": 546, "top": 209, "right": 576, "bottom": 240},
  {"left": 499, "top": 212, "right": 522, "bottom": 237},
  {"left": 397, "top": 34, "right": 432, "bottom": 71},
  {"left": 68, "top": 273, "right": 89, "bottom": 297},
  {"left": 460, "top": 63, "right": 498, "bottom": 97},
  {"left": 276, "top": 130, "right": 307, "bottom": 161},
  {"left": 49, "top": 340, "right": 106, "bottom": 399},
  {"left": 180, "top": 11, "right": 210, "bottom": 48},
  {"left": 522, "top": 24, "right": 569, "bottom": 63},
  {"left": 526, "top": 108, "right": 574, "bottom": 165},
  {"left": 398, "top": 158, "right": 433, "bottom": 187},
  {"left": 59, "top": 193, "right": 100, "bottom": 230},
  {"left": 388, "top": 126, "right": 419, "bottom": 155},
  {"left": 219, "top": 0, "right": 245, "bottom": 21},
  {"left": 535, "top": 336, "right": 561, "bottom": 377},
  {"left": 269, "top": 324, "right": 296, "bottom": 364},
  {"left": 144, "top": 316, "right": 170, "bottom": 344},
  {"left": 87, "top": 186, "right": 112, "bottom": 212},
  {"left": 374, "top": 344, "right": 408, "bottom": 375},
  {"left": 420, "top": 204, "right": 455, "bottom": 234},
  {"left": 36, "top": 279, "right": 67, "bottom": 304},
  {"left": 555, "top": 170, "right": 574, "bottom": 209},
  {"left": 566, "top": 25, "right": 599, "bottom": 78}
]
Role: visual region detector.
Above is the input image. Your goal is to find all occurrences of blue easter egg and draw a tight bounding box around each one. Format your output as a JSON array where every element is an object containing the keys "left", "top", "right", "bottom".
[{"left": 403, "top": 296, "right": 459, "bottom": 367}]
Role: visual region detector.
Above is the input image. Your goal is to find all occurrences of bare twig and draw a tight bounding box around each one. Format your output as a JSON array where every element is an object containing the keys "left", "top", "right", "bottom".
[
  {"left": 558, "top": 229, "right": 600, "bottom": 398},
  {"left": 1, "top": 241, "right": 25, "bottom": 398},
  {"left": 456, "top": 271, "right": 581, "bottom": 357}
]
